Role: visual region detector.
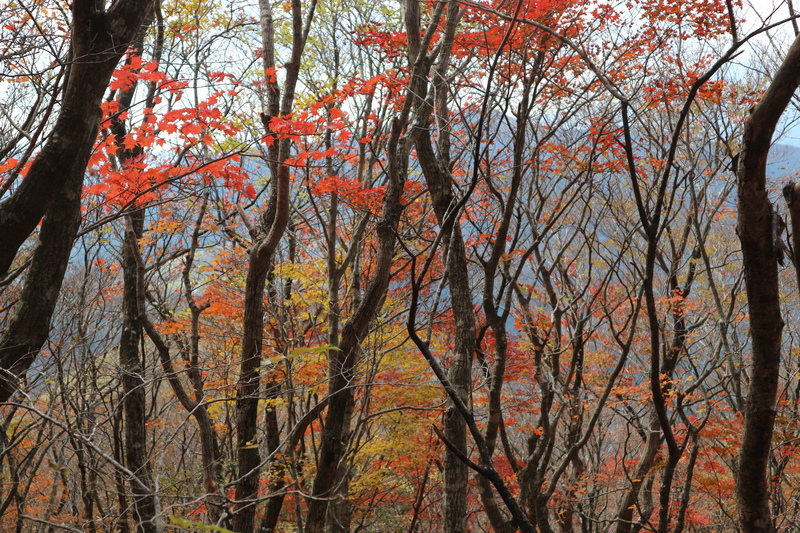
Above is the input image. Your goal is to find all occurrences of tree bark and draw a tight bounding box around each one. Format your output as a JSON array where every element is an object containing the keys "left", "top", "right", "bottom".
[
  {"left": 0, "top": 156, "right": 84, "bottom": 401},
  {"left": 0, "top": 0, "right": 154, "bottom": 276},
  {"left": 305, "top": 117, "right": 409, "bottom": 533},
  {"left": 0, "top": 0, "right": 156, "bottom": 402},
  {"left": 409, "top": 3, "right": 472, "bottom": 530},
  {"left": 232, "top": 1, "right": 317, "bottom": 530},
  {"left": 735, "top": 31, "right": 800, "bottom": 533},
  {"left": 120, "top": 210, "right": 158, "bottom": 533}
]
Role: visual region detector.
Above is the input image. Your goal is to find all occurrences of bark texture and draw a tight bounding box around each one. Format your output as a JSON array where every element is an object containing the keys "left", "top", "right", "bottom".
[
  {"left": 0, "top": 154, "right": 84, "bottom": 400},
  {"left": 735, "top": 32, "right": 800, "bottom": 533},
  {"left": 232, "top": 1, "right": 316, "bottom": 529},
  {"left": 0, "top": 0, "right": 156, "bottom": 401},
  {"left": 120, "top": 211, "right": 158, "bottom": 533}
]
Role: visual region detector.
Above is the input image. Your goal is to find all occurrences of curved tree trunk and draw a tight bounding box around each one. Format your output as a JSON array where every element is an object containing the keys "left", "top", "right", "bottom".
[
  {"left": 305, "top": 117, "right": 409, "bottom": 533},
  {"left": 407, "top": 3, "right": 472, "bottom": 530},
  {"left": 0, "top": 0, "right": 156, "bottom": 401},
  {"left": 735, "top": 32, "right": 800, "bottom": 533},
  {"left": 232, "top": 1, "right": 317, "bottom": 530}
]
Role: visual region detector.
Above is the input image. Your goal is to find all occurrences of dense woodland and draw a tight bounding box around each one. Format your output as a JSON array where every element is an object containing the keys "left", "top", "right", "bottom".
[{"left": 5, "top": 0, "right": 800, "bottom": 531}]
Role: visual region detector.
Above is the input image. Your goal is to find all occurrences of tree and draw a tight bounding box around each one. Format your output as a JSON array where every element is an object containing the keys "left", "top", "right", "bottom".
[
  {"left": 0, "top": 0, "right": 156, "bottom": 403},
  {"left": 5, "top": 1, "right": 800, "bottom": 532},
  {"left": 231, "top": 0, "right": 315, "bottom": 529},
  {"left": 736, "top": 30, "right": 800, "bottom": 533}
]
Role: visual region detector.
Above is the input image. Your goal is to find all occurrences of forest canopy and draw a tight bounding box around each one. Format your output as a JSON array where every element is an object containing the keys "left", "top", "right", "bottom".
[{"left": 2, "top": 0, "right": 800, "bottom": 532}]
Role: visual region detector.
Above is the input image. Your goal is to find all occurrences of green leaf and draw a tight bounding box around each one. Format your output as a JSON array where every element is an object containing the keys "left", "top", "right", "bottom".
[
  {"left": 169, "top": 515, "right": 237, "bottom": 532},
  {"left": 288, "top": 345, "right": 340, "bottom": 357}
]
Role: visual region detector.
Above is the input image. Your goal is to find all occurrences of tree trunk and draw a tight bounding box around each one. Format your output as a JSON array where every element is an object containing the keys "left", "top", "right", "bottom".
[
  {"left": 120, "top": 210, "right": 157, "bottom": 533},
  {"left": 410, "top": 3, "right": 472, "bottom": 529},
  {"left": 615, "top": 414, "right": 661, "bottom": 533},
  {"left": 305, "top": 118, "right": 408, "bottom": 533},
  {"left": 0, "top": 150, "right": 84, "bottom": 401},
  {"left": 257, "top": 375, "right": 287, "bottom": 533},
  {"left": 412, "top": 161, "right": 473, "bottom": 533},
  {"left": 735, "top": 31, "right": 800, "bottom": 533},
  {"left": 232, "top": 250, "right": 274, "bottom": 533},
  {"left": 232, "top": 0, "right": 315, "bottom": 527},
  {"left": 0, "top": 0, "right": 156, "bottom": 401}
]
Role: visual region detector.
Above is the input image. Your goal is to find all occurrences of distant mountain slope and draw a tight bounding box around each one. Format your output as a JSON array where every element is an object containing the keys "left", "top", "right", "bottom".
[{"left": 769, "top": 143, "right": 800, "bottom": 182}]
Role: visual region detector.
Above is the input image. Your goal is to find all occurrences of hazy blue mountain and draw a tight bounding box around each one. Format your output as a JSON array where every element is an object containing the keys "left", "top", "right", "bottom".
[{"left": 769, "top": 143, "right": 800, "bottom": 182}]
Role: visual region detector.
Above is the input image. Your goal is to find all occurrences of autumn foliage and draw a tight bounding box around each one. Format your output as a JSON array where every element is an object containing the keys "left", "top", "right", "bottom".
[{"left": 1, "top": 0, "right": 800, "bottom": 531}]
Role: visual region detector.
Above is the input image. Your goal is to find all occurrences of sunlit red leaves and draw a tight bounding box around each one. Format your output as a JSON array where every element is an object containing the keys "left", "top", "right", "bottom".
[
  {"left": 640, "top": 53, "right": 730, "bottom": 110},
  {"left": 264, "top": 103, "right": 354, "bottom": 148},
  {"left": 636, "top": 0, "right": 738, "bottom": 39},
  {"left": 312, "top": 176, "right": 385, "bottom": 212},
  {"left": 85, "top": 61, "right": 248, "bottom": 209},
  {"left": 156, "top": 98, "right": 239, "bottom": 142},
  {"left": 86, "top": 154, "right": 253, "bottom": 209},
  {"left": 0, "top": 157, "right": 20, "bottom": 180},
  {"left": 204, "top": 157, "right": 256, "bottom": 199},
  {"left": 455, "top": 0, "right": 583, "bottom": 61},
  {"left": 109, "top": 55, "right": 166, "bottom": 91},
  {"left": 352, "top": 22, "right": 409, "bottom": 60}
]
